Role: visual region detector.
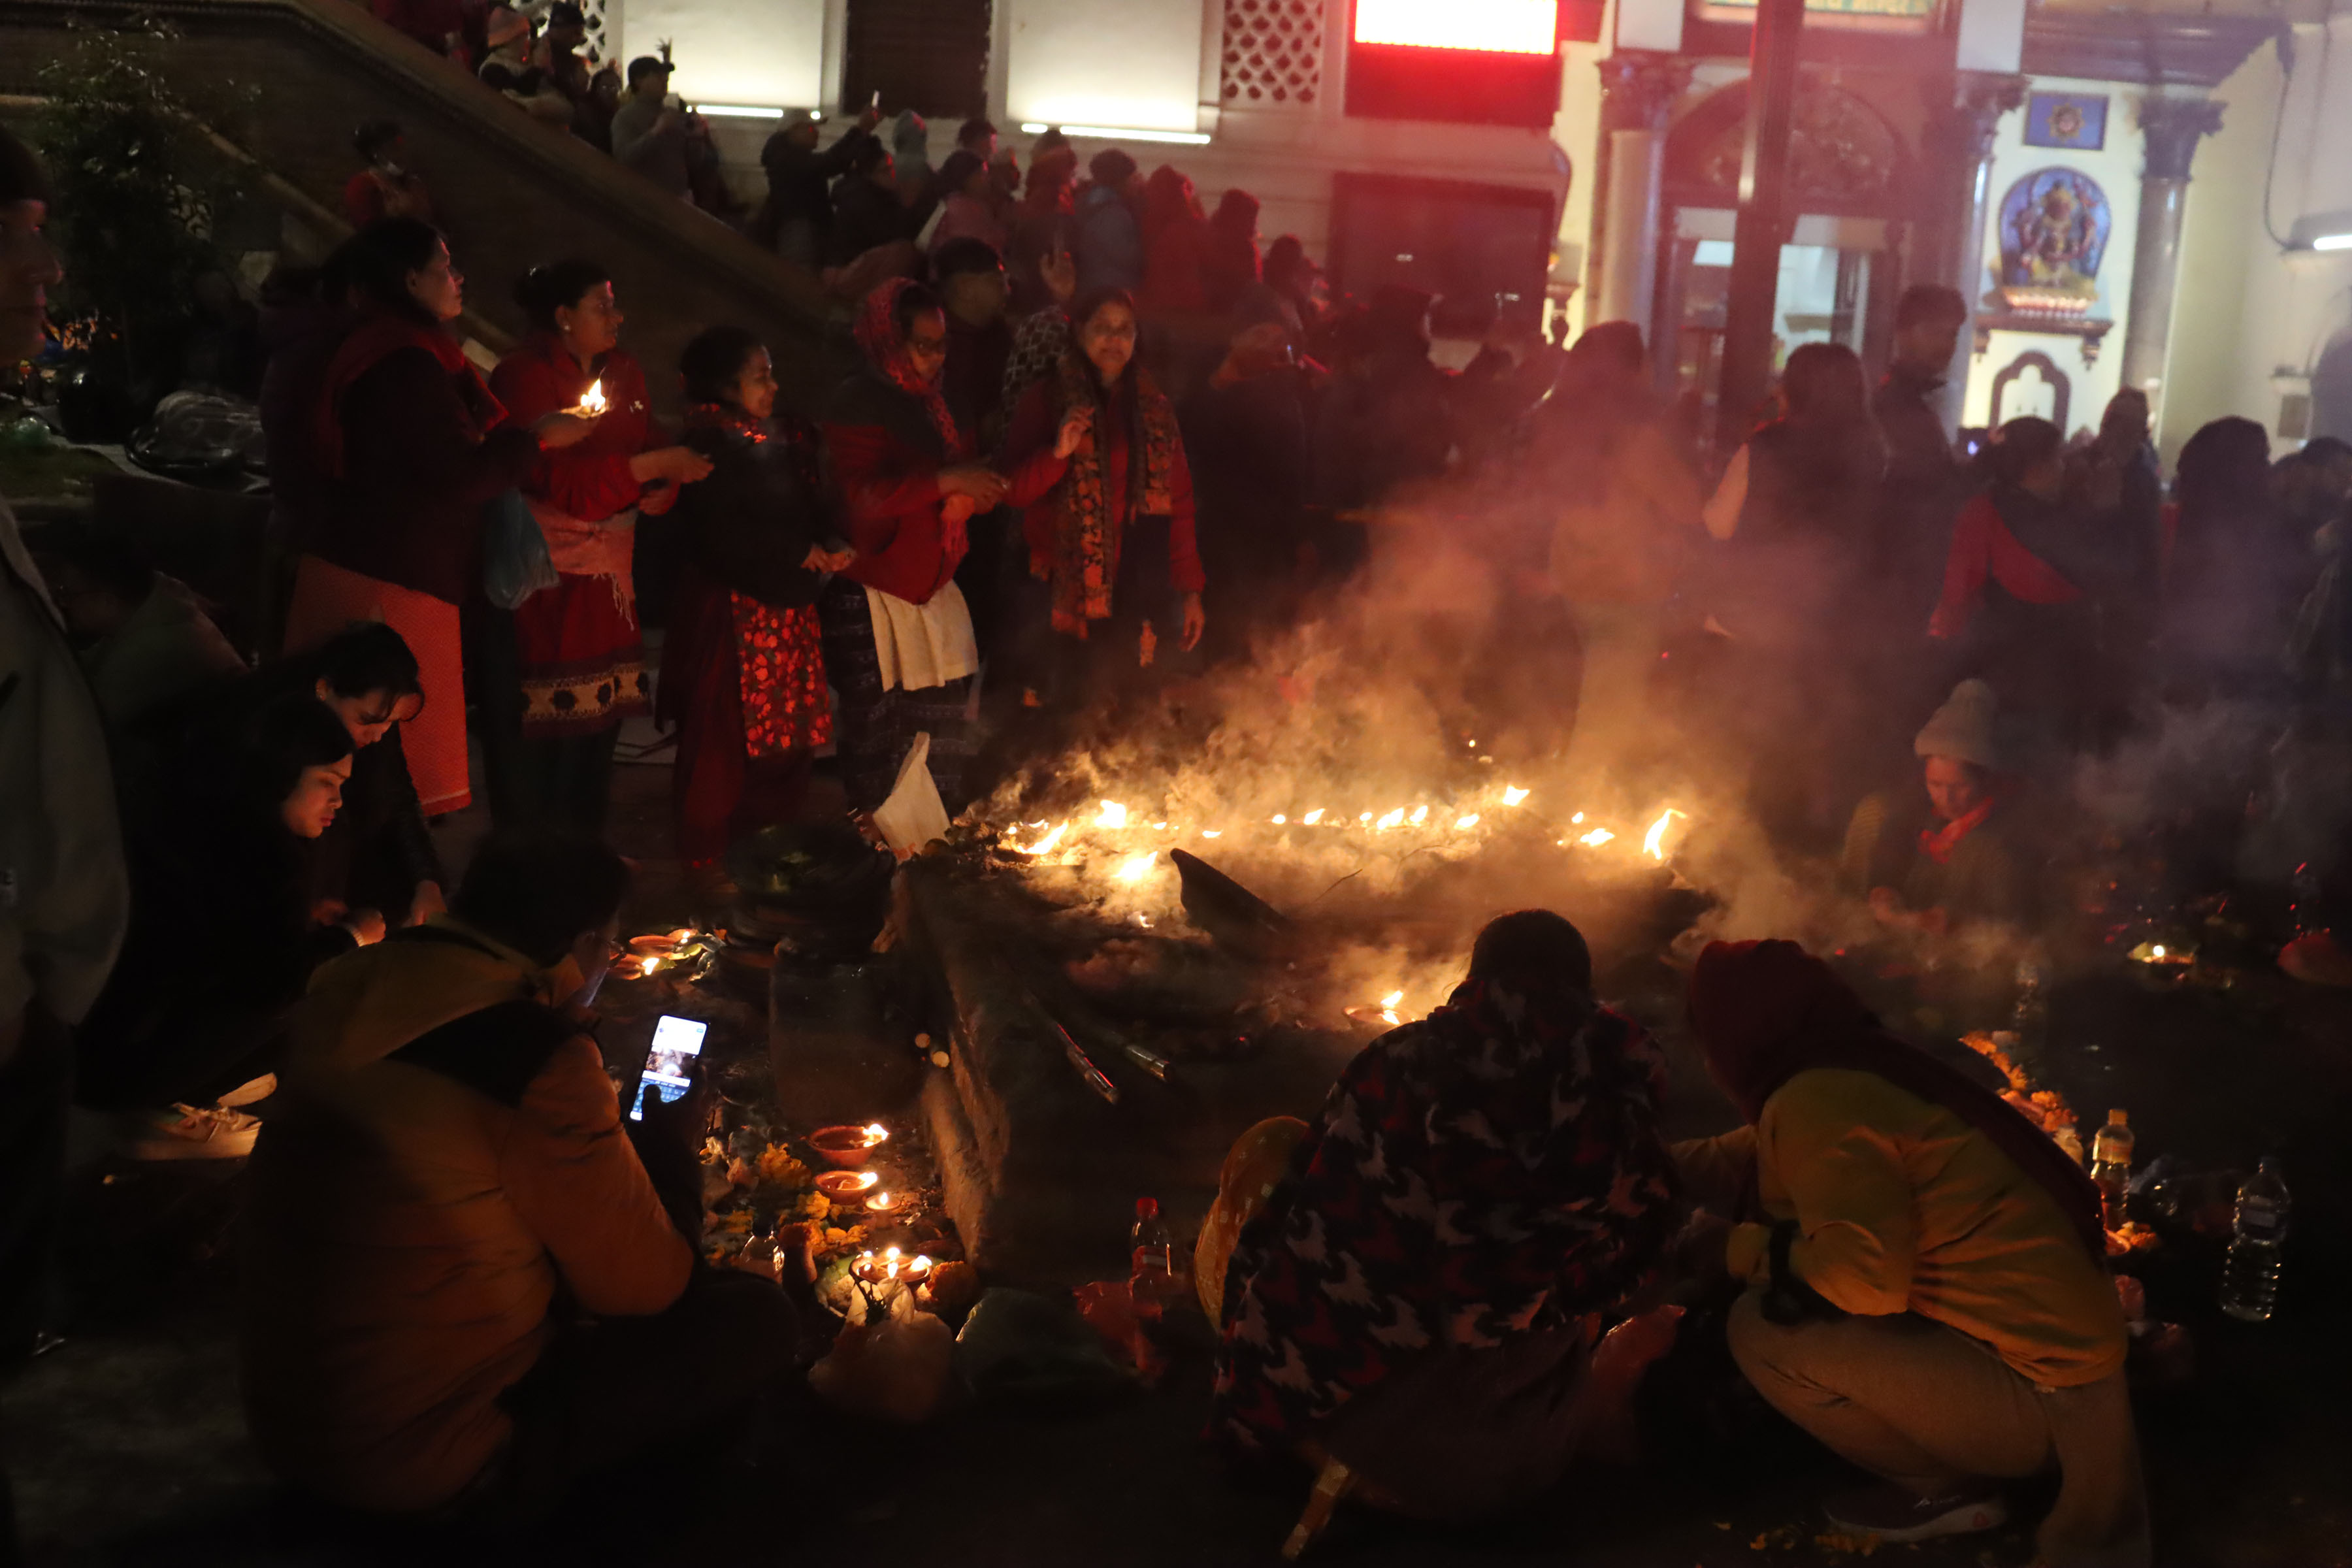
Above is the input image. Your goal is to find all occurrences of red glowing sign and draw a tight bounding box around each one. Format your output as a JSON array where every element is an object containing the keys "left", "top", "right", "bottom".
[{"left": 1352, "top": 0, "right": 1560, "bottom": 54}]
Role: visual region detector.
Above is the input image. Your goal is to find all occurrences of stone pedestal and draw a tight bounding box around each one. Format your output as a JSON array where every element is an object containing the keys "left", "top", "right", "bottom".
[{"left": 2120, "top": 96, "right": 2225, "bottom": 426}]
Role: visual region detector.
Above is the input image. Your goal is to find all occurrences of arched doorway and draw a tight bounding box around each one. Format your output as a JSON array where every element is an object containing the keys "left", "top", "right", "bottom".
[{"left": 1654, "top": 76, "right": 1916, "bottom": 428}]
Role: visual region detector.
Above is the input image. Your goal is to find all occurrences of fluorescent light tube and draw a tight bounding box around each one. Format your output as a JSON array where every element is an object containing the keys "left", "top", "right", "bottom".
[{"left": 1019, "top": 122, "right": 1211, "bottom": 146}]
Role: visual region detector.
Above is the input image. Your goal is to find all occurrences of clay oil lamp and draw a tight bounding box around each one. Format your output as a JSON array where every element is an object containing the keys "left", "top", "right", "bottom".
[
  {"left": 813, "top": 1170, "right": 879, "bottom": 1201},
  {"left": 810, "top": 1122, "right": 889, "bottom": 1168}
]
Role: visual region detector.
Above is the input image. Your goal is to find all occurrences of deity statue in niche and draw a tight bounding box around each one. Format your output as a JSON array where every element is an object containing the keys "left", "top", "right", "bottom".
[{"left": 1996, "top": 167, "right": 2112, "bottom": 316}]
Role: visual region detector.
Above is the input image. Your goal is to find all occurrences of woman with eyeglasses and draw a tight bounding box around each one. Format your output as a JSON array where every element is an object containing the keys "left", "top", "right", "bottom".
[{"left": 819, "top": 278, "right": 1068, "bottom": 817}]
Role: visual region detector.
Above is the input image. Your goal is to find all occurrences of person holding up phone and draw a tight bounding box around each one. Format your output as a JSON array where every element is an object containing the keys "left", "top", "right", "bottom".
[{"left": 240, "top": 832, "right": 801, "bottom": 1515}]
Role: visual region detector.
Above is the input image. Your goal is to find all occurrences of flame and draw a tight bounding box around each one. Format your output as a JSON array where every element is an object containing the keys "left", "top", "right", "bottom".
[
  {"left": 2150, "top": 944, "right": 2166, "bottom": 959},
  {"left": 1577, "top": 828, "right": 1616, "bottom": 847},
  {"left": 1303, "top": 808, "right": 1325, "bottom": 825},
  {"left": 1201, "top": 828, "right": 1222, "bottom": 838},
  {"left": 1379, "top": 1009, "right": 1400, "bottom": 1025},
  {"left": 1271, "top": 814, "right": 1287, "bottom": 825},
  {"left": 578, "top": 378, "right": 608, "bottom": 415},
  {"left": 1642, "top": 808, "right": 1686, "bottom": 860},
  {"left": 1013, "top": 821, "right": 1070, "bottom": 857},
  {"left": 1502, "top": 786, "right": 1530, "bottom": 807},
  {"left": 1094, "top": 800, "right": 1129, "bottom": 829},
  {"left": 1571, "top": 811, "right": 1585, "bottom": 825},
  {"left": 642, "top": 955, "right": 664, "bottom": 974},
  {"left": 1409, "top": 805, "right": 1428, "bottom": 825},
  {"left": 1376, "top": 808, "right": 1406, "bottom": 830},
  {"left": 1360, "top": 811, "right": 1374, "bottom": 823},
  {"left": 862, "top": 1122, "right": 889, "bottom": 1143},
  {"left": 1380, "top": 990, "right": 1404, "bottom": 1008},
  {"left": 1454, "top": 813, "right": 1480, "bottom": 830},
  {"left": 1114, "top": 850, "right": 1158, "bottom": 884}
]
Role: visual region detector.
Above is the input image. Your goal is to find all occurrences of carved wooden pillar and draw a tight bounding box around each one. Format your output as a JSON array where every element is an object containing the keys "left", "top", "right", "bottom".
[
  {"left": 1590, "top": 52, "right": 1693, "bottom": 341},
  {"left": 1928, "top": 73, "right": 2025, "bottom": 431},
  {"left": 2121, "top": 95, "right": 2225, "bottom": 425}
]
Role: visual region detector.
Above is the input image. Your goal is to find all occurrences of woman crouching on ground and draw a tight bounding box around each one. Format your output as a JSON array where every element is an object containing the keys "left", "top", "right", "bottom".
[
  {"left": 1678, "top": 938, "right": 2145, "bottom": 1563},
  {"left": 1202, "top": 911, "right": 1682, "bottom": 1524}
]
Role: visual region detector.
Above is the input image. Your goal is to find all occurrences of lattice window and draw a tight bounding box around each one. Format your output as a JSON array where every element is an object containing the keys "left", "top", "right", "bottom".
[
  {"left": 1221, "top": 0, "right": 1324, "bottom": 108},
  {"left": 576, "top": 0, "right": 613, "bottom": 65}
]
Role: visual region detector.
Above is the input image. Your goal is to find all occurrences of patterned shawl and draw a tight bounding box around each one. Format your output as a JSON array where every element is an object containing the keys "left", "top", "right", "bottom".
[
  {"left": 1049, "top": 351, "right": 1181, "bottom": 632},
  {"left": 853, "top": 278, "right": 963, "bottom": 457},
  {"left": 1211, "top": 978, "right": 1681, "bottom": 1456}
]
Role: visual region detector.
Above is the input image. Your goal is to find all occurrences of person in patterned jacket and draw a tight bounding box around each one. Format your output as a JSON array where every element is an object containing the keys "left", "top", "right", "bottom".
[{"left": 1205, "top": 909, "right": 1681, "bottom": 1520}]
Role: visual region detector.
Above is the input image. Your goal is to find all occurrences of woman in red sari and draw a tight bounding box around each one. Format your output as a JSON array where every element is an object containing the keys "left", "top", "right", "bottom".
[
  {"left": 289, "top": 219, "right": 592, "bottom": 816},
  {"left": 485, "top": 260, "right": 713, "bottom": 833},
  {"left": 660, "top": 327, "right": 853, "bottom": 881}
]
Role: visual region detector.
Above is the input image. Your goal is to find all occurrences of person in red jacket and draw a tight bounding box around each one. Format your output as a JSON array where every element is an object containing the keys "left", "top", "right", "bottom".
[
  {"left": 1137, "top": 164, "right": 1211, "bottom": 317},
  {"left": 485, "top": 261, "right": 713, "bottom": 834},
  {"left": 1003, "top": 287, "right": 1205, "bottom": 716},
  {"left": 340, "top": 120, "right": 433, "bottom": 231},
  {"left": 819, "top": 278, "right": 1072, "bottom": 815},
  {"left": 286, "top": 219, "right": 594, "bottom": 817}
]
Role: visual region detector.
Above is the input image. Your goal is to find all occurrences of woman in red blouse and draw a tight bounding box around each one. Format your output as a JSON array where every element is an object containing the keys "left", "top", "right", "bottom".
[
  {"left": 1002, "top": 288, "right": 1205, "bottom": 715},
  {"left": 819, "top": 279, "right": 1075, "bottom": 817},
  {"left": 485, "top": 261, "right": 713, "bottom": 832}
]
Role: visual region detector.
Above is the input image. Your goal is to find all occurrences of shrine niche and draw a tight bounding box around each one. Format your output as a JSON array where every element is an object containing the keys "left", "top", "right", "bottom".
[
  {"left": 1976, "top": 167, "right": 2116, "bottom": 365},
  {"left": 1997, "top": 167, "right": 2112, "bottom": 312},
  {"left": 1664, "top": 76, "right": 1908, "bottom": 214}
]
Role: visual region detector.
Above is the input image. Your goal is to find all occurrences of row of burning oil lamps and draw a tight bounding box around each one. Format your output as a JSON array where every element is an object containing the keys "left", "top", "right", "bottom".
[
  {"left": 808, "top": 1121, "right": 939, "bottom": 1298},
  {"left": 1009, "top": 789, "right": 1689, "bottom": 880}
]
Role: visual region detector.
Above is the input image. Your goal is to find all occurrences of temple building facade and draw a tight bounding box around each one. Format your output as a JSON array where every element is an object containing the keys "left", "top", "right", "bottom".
[{"left": 593, "top": 0, "right": 2338, "bottom": 455}]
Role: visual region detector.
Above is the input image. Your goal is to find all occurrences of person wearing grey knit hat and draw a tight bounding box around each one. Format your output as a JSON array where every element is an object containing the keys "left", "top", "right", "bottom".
[{"left": 1838, "top": 679, "right": 2028, "bottom": 932}]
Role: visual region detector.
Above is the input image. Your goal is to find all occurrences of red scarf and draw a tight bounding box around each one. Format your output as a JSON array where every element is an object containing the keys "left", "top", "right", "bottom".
[
  {"left": 853, "top": 278, "right": 963, "bottom": 458},
  {"left": 1917, "top": 793, "right": 1999, "bottom": 866},
  {"left": 1688, "top": 939, "right": 2107, "bottom": 1262},
  {"left": 314, "top": 310, "right": 504, "bottom": 479}
]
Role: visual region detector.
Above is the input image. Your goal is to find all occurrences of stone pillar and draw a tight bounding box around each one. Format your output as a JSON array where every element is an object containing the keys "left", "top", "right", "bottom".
[
  {"left": 2120, "top": 95, "right": 2225, "bottom": 425},
  {"left": 1935, "top": 73, "right": 2025, "bottom": 431},
  {"left": 1589, "top": 52, "right": 1693, "bottom": 338}
]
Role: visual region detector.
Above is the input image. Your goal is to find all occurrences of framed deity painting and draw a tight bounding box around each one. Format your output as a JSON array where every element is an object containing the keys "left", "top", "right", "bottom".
[{"left": 2024, "top": 92, "right": 2108, "bottom": 152}]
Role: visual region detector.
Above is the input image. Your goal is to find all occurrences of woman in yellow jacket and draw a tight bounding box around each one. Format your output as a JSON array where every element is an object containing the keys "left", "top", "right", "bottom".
[{"left": 1678, "top": 939, "right": 2146, "bottom": 1567}]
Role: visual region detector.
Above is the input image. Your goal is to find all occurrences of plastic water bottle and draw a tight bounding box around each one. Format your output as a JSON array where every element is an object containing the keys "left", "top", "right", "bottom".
[
  {"left": 2220, "top": 1159, "right": 2291, "bottom": 1322},
  {"left": 2089, "top": 1109, "right": 2136, "bottom": 1231},
  {"left": 1130, "top": 1197, "right": 1173, "bottom": 1320}
]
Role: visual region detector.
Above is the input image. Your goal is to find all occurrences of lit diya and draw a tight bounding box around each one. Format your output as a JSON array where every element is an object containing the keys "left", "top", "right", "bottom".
[
  {"left": 851, "top": 1247, "right": 932, "bottom": 1287},
  {"left": 813, "top": 1170, "right": 879, "bottom": 1200},
  {"left": 809, "top": 1122, "right": 889, "bottom": 1168},
  {"left": 862, "top": 1187, "right": 907, "bottom": 1215},
  {"left": 574, "top": 377, "right": 609, "bottom": 417}
]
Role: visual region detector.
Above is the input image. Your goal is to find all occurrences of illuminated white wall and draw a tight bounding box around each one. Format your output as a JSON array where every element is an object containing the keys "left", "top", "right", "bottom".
[
  {"left": 614, "top": 0, "right": 827, "bottom": 110},
  {"left": 1004, "top": 0, "right": 1208, "bottom": 134}
]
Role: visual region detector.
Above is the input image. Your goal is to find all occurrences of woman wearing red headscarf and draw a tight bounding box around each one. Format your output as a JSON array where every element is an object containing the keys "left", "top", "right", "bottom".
[
  {"left": 1137, "top": 164, "right": 1209, "bottom": 316},
  {"left": 1677, "top": 939, "right": 2144, "bottom": 1564},
  {"left": 289, "top": 219, "right": 591, "bottom": 816},
  {"left": 819, "top": 278, "right": 1075, "bottom": 815}
]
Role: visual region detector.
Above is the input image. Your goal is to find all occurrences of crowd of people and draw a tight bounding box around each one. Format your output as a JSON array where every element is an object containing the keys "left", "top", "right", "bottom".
[{"left": 8, "top": 71, "right": 2351, "bottom": 1557}]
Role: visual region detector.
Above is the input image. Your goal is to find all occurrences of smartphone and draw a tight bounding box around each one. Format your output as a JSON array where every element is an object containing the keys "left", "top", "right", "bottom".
[{"left": 627, "top": 1013, "right": 710, "bottom": 1121}]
